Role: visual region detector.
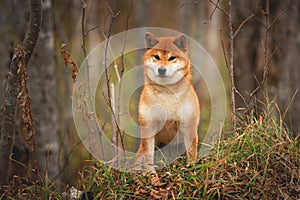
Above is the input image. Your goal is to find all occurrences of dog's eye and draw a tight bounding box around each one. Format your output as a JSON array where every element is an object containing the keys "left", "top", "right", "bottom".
[
  {"left": 168, "top": 56, "right": 176, "bottom": 61},
  {"left": 153, "top": 55, "right": 160, "bottom": 60}
]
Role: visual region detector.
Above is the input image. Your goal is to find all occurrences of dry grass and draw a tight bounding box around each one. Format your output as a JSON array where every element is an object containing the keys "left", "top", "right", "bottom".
[{"left": 1, "top": 107, "right": 299, "bottom": 199}]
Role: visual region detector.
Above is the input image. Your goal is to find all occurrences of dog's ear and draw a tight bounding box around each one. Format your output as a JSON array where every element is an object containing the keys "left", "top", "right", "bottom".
[
  {"left": 174, "top": 34, "right": 187, "bottom": 53},
  {"left": 145, "top": 32, "right": 159, "bottom": 49}
]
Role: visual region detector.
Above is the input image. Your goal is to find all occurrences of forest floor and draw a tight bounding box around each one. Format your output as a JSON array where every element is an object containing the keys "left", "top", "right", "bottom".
[{"left": 1, "top": 109, "right": 299, "bottom": 200}]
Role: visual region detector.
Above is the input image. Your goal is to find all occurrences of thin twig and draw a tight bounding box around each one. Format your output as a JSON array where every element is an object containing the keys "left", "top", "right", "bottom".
[
  {"left": 267, "top": 11, "right": 284, "bottom": 32},
  {"left": 103, "top": 7, "right": 116, "bottom": 108},
  {"left": 118, "top": 0, "right": 133, "bottom": 123},
  {"left": 247, "top": 11, "right": 284, "bottom": 105},
  {"left": 283, "top": 89, "right": 298, "bottom": 119},
  {"left": 214, "top": 0, "right": 236, "bottom": 129},
  {"left": 102, "top": 91, "right": 127, "bottom": 162},
  {"left": 228, "top": 0, "right": 236, "bottom": 129},
  {"left": 247, "top": 75, "right": 262, "bottom": 105},
  {"left": 234, "top": 86, "right": 248, "bottom": 108},
  {"left": 221, "top": 29, "right": 249, "bottom": 110},
  {"left": 115, "top": 0, "right": 133, "bottom": 161},
  {"left": 209, "top": 0, "right": 229, "bottom": 17},
  {"left": 179, "top": 0, "right": 201, "bottom": 11},
  {"left": 262, "top": 37, "right": 283, "bottom": 85},
  {"left": 86, "top": 25, "right": 99, "bottom": 35},
  {"left": 81, "top": 0, "right": 104, "bottom": 158},
  {"left": 103, "top": 7, "right": 127, "bottom": 161},
  {"left": 262, "top": 0, "right": 270, "bottom": 82},
  {"left": 219, "top": 29, "right": 228, "bottom": 70},
  {"left": 233, "top": 13, "right": 254, "bottom": 39},
  {"left": 267, "top": 37, "right": 283, "bottom": 67},
  {"left": 209, "top": 0, "right": 220, "bottom": 20},
  {"left": 262, "top": 1, "right": 284, "bottom": 85},
  {"left": 110, "top": 82, "right": 118, "bottom": 158},
  {"left": 114, "top": 64, "right": 121, "bottom": 81}
]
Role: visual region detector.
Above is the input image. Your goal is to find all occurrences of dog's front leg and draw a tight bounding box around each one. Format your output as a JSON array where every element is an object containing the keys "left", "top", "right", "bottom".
[
  {"left": 135, "top": 128, "right": 156, "bottom": 172},
  {"left": 181, "top": 122, "right": 198, "bottom": 161},
  {"left": 185, "top": 131, "right": 198, "bottom": 161}
]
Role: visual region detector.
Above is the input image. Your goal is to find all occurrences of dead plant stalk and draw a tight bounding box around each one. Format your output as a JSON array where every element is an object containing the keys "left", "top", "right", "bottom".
[
  {"left": 103, "top": 7, "right": 127, "bottom": 162},
  {"left": 81, "top": 0, "right": 104, "bottom": 158},
  {"left": 228, "top": 0, "right": 236, "bottom": 129}
]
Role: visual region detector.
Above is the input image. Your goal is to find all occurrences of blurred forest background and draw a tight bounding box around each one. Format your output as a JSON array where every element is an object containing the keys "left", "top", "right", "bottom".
[{"left": 0, "top": 0, "right": 299, "bottom": 196}]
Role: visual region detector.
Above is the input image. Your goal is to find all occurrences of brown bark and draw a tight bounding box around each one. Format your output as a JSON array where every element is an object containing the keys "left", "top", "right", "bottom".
[
  {"left": 0, "top": 31, "right": 10, "bottom": 137},
  {"left": 0, "top": 1, "right": 32, "bottom": 184},
  {"left": 0, "top": 0, "right": 41, "bottom": 185},
  {"left": 0, "top": 1, "right": 28, "bottom": 130}
]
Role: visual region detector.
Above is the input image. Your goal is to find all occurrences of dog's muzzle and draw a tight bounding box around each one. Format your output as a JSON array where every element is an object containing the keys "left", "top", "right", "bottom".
[{"left": 158, "top": 67, "right": 167, "bottom": 77}]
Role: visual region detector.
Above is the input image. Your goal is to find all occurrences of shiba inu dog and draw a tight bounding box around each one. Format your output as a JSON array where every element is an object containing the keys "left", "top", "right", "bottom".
[{"left": 135, "top": 32, "right": 200, "bottom": 172}]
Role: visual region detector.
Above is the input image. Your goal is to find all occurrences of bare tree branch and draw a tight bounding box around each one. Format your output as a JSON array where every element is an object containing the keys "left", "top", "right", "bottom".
[
  {"left": 115, "top": 0, "right": 133, "bottom": 164},
  {"left": 233, "top": 13, "right": 254, "bottom": 39},
  {"left": 209, "top": 0, "right": 220, "bottom": 19},
  {"left": 209, "top": 0, "right": 229, "bottom": 18},
  {"left": 102, "top": 6, "right": 128, "bottom": 164},
  {"left": 211, "top": 0, "right": 236, "bottom": 129},
  {"left": 219, "top": 29, "right": 228, "bottom": 70},
  {"left": 118, "top": 0, "right": 133, "bottom": 123},
  {"left": 228, "top": 0, "right": 237, "bottom": 129},
  {"left": 283, "top": 89, "right": 299, "bottom": 120},
  {"left": 262, "top": 0, "right": 270, "bottom": 82},
  {"left": 80, "top": 0, "right": 105, "bottom": 159},
  {"left": 178, "top": 0, "right": 201, "bottom": 11}
]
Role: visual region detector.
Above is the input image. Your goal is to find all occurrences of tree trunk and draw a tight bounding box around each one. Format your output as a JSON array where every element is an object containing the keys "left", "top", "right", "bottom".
[
  {"left": 232, "top": 0, "right": 300, "bottom": 134},
  {"left": 270, "top": 0, "right": 300, "bottom": 134},
  {"left": 0, "top": 0, "right": 41, "bottom": 185},
  {"left": 0, "top": 14, "right": 10, "bottom": 133},
  {"left": 232, "top": 1, "right": 262, "bottom": 112},
  {"left": 0, "top": 1, "right": 33, "bottom": 184},
  {"left": 28, "top": 0, "right": 59, "bottom": 181},
  {"left": 0, "top": 0, "right": 28, "bottom": 127}
]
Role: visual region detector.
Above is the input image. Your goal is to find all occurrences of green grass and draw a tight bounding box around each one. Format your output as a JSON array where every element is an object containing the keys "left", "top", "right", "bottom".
[{"left": 2, "top": 108, "right": 299, "bottom": 199}]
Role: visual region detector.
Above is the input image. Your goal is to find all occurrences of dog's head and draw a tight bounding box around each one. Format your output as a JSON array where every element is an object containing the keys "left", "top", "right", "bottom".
[{"left": 142, "top": 32, "right": 191, "bottom": 85}]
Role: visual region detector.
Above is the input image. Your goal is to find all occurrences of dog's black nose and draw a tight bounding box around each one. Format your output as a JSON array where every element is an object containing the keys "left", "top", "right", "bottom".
[{"left": 158, "top": 67, "right": 166, "bottom": 77}]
